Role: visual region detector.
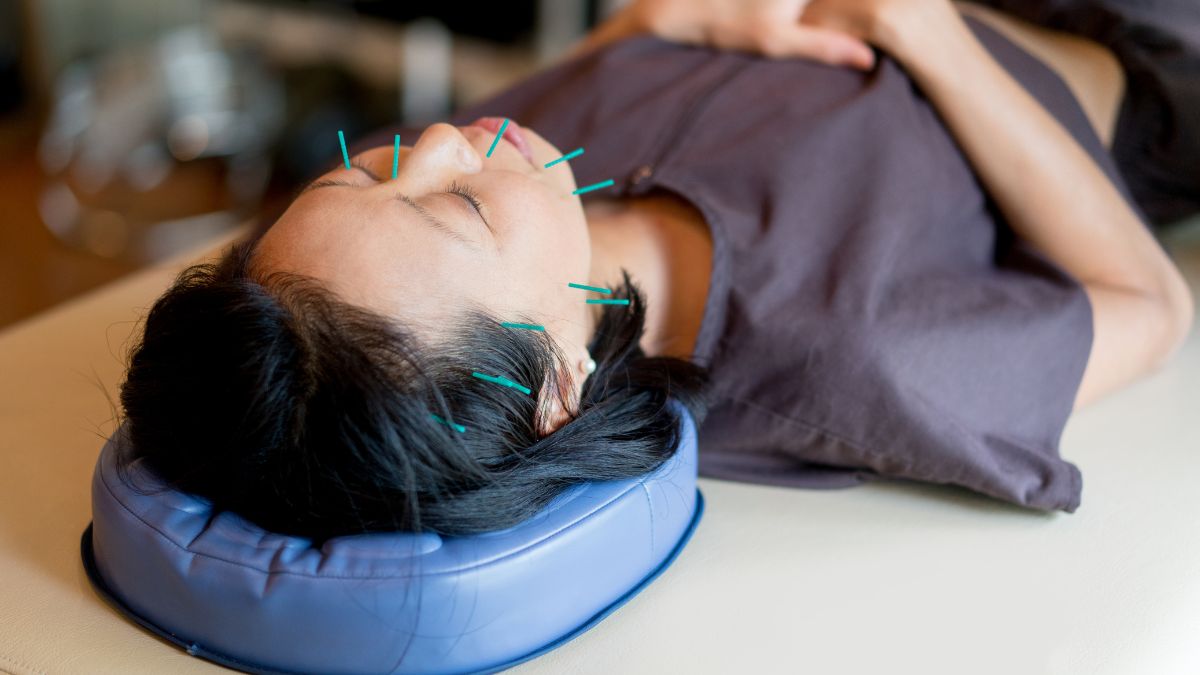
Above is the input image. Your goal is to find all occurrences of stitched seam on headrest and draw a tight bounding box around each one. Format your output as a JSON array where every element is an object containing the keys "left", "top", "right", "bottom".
[{"left": 98, "top": 453, "right": 653, "bottom": 580}]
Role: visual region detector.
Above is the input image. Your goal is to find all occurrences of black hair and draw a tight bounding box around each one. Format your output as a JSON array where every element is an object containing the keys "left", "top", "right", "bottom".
[{"left": 115, "top": 234, "right": 711, "bottom": 542}]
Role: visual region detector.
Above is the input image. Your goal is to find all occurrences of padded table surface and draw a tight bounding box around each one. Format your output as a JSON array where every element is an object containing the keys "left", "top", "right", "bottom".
[{"left": 2, "top": 221, "right": 1198, "bottom": 675}]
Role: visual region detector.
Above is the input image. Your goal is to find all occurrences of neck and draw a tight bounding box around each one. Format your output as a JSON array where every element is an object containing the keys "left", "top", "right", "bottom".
[
  {"left": 584, "top": 194, "right": 710, "bottom": 359},
  {"left": 585, "top": 197, "right": 662, "bottom": 355}
]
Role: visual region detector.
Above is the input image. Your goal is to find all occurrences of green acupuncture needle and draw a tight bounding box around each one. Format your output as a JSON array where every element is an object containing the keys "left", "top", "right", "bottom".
[
  {"left": 572, "top": 179, "right": 615, "bottom": 196},
  {"left": 471, "top": 371, "right": 532, "bottom": 396},
  {"left": 486, "top": 118, "right": 509, "bottom": 158},
  {"left": 337, "top": 130, "right": 351, "bottom": 170},
  {"left": 545, "top": 147, "right": 584, "bottom": 168},
  {"left": 391, "top": 134, "right": 400, "bottom": 179},
  {"left": 500, "top": 322, "right": 545, "bottom": 331},
  {"left": 430, "top": 413, "right": 466, "bottom": 433},
  {"left": 567, "top": 282, "right": 612, "bottom": 294}
]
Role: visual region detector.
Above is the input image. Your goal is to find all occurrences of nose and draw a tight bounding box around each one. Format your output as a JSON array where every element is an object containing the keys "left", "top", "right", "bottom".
[{"left": 392, "top": 123, "right": 483, "bottom": 195}]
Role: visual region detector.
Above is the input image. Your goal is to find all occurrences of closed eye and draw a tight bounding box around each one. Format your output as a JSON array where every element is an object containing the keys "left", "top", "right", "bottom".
[
  {"left": 446, "top": 180, "right": 492, "bottom": 233},
  {"left": 350, "top": 160, "right": 382, "bottom": 181},
  {"left": 293, "top": 162, "right": 493, "bottom": 238}
]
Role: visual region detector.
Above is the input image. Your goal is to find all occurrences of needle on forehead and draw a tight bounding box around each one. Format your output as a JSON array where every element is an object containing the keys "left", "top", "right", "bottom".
[
  {"left": 338, "top": 130, "right": 351, "bottom": 170},
  {"left": 392, "top": 134, "right": 400, "bottom": 179}
]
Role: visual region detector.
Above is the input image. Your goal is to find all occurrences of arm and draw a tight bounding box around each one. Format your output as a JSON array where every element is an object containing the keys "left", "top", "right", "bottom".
[
  {"left": 861, "top": 3, "right": 1193, "bottom": 411},
  {"left": 567, "top": 4, "right": 645, "bottom": 61},
  {"left": 566, "top": 0, "right": 877, "bottom": 70}
]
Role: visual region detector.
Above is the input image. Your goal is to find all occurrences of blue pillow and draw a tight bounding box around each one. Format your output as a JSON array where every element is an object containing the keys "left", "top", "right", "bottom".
[{"left": 81, "top": 399, "right": 704, "bottom": 674}]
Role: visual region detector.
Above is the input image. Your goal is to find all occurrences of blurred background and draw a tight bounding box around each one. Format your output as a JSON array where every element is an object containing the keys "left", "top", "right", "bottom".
[{"left": 0, "top": 0, "right": 627, "bottom": 330}]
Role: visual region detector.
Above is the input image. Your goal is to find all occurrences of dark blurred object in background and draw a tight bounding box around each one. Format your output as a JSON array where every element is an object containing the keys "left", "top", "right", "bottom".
[
  {"left": 339, "top": 0, "right": 539, "bottom": 43},
  {"left": 0, "top": 0, "right": 25, "bottom": 115}
]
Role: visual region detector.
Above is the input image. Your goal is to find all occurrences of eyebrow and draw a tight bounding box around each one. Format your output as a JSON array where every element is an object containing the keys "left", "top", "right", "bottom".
[
  {"left": 297, "top": 167, "right": 479, "bottom": 249},
  {"left": 296, "top": 164, "right": 378, "bottom": 195}
]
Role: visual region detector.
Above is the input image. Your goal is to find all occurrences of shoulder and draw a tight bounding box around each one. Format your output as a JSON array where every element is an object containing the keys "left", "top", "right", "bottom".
[{"left": 954, "top": 2, "right": 1123, "bottom": 146}]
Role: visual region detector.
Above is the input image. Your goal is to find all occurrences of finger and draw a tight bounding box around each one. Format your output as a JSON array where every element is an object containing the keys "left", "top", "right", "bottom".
[{"left": 755, "top": 24, "right": 876, "bottom": 70}]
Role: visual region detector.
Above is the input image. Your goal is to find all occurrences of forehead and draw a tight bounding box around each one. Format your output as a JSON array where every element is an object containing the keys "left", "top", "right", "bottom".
[{"left": 254, "top": 187, "right": 484, "bottom": 322}]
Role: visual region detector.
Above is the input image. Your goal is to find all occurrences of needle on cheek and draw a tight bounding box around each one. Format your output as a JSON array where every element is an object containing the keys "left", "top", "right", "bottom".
[
  {"left": 572, "top": 179, "right": 615, "bottom": 196},
  {"left": 545, "top": 147, "right": 584, "bottom": 168},
  {"left": 485, "top": 118, "right": 509, "bottom": 158}
]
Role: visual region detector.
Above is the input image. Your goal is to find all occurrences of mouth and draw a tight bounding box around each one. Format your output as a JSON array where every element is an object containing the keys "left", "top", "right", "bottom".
[{"left": 468, "top": 117, "right": 535, "bottom": 165}]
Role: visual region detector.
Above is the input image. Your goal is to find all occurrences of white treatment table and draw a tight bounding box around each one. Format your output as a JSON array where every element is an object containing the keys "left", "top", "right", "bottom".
[{"left": 2, "top": 219, "right": 1198, "bottom": 675}]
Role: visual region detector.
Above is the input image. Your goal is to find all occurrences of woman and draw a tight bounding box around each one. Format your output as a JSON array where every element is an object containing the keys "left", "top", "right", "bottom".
[{"left": 116, "top": 0, "right": 1194, "bottom": 541}]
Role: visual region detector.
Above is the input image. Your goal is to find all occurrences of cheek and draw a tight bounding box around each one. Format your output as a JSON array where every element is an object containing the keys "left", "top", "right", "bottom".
[
  {"left": 517, "top": 198, "right": 589, "bottom": 273},
  {"left": 491, "top": 179, "right": 587, "bottom": 249},
  {"left": 521, "top": 128, "right": 577, "bottom": 189}
]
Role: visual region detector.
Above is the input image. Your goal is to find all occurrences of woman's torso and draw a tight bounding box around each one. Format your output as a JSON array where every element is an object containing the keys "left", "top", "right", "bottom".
[
  {"left": 427, "top": 10, "right": 1136, "bottom": 510},
  {"left": 582, "top": 4, "right": 1126, "bottom": 362}
]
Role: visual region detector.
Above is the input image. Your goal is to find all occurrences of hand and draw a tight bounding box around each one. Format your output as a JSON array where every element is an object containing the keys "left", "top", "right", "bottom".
[
  {"left": 624, "top": 0, "right": 881, "bottom": 70},
  {"left": 800, "top": 0, "right": 965, "bottom": 67}
]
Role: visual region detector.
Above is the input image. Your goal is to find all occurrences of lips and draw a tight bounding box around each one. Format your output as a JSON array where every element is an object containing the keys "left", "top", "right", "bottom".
[{"left": 468, "top": 117, "right": 534, "bottom": 164}]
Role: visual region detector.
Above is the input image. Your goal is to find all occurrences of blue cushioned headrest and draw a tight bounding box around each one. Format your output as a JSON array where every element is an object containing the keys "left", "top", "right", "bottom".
[{"left": 81, "top": 399, "right": 703, "bottom": 675}]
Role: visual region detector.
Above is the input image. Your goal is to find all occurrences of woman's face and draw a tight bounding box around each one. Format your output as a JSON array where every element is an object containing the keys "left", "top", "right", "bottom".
[{"left": 254, "top": 119, "right": 595, "bottom": 368}]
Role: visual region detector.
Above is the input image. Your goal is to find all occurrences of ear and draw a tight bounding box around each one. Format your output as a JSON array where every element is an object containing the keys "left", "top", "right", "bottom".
[{"left": 535, "top": 366, "right": 580, "bottom": 438}]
